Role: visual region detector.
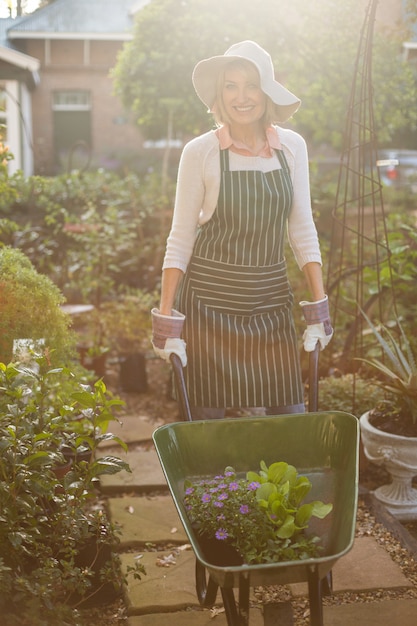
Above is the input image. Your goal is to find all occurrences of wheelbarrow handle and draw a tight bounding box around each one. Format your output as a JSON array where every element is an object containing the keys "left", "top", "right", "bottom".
[
  {"left": 308, "top": 342, "right": 320, "bottom": 413},
  {"left": 171, "top": 342, "right": 320, "bottom": 421},
  {"left": 170, "top": 353, "right": 193, "bottom": 421}
]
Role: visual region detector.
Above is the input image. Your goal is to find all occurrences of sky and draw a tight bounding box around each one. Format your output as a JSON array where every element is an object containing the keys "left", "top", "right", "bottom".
[{"left": 0, "top": 1, "right": 40, "bottom": 18}]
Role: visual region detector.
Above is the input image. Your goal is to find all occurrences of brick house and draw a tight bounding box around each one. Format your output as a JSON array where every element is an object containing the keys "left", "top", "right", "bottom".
[
  {"left": 0, "top": 0, "right": 415, "bottom": 176},
  {"left": 0, "top": 0, "right": 148, "bottom": 175}
]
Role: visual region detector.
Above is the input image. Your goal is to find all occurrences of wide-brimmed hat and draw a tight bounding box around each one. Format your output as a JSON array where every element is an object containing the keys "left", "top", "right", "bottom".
[{"left": 192, "top": 40, "right": 301, "bottom": 123}]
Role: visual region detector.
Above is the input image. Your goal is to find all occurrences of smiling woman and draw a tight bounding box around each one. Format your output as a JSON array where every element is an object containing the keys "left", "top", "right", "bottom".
[
  {"left": 218, "top": 62, "right": 267, "bottom": 139},
  {"left": 151, "top": 40, "right": 334, "bottom": 420}
]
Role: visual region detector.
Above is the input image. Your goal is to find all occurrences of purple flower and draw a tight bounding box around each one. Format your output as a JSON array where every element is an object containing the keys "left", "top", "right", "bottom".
[
  {"left": 240, "top": 505, "right": 250, "bottom": 514},
  {"left": 201, "top": 493, "right": 211, "bottom": 503},
  {"left": 217, "top": 483, "right": 227, "bottom": 490},
  {"left": 217, "top": 513, "right": 226, "bottom": 521},
  {"left": 217, "top": 492, "right": 228, "bottom": 501},
  {"left": 214, "top": 501, "right": 224, "bottom": 508},
  {"left": 248, "top": 481, "right": 261, "bottom": 491},
  {"left": 185, "top": 487, "right": 194, "bottom": 495},
  {"left": 215, "top": 528, "right": 229, "bottom": 540},
  {"left": 225, "top": 470, "right": 235, "bottom": 477},
  {"left": 228, "top": 482, "right": 239, "bottom": 491}
]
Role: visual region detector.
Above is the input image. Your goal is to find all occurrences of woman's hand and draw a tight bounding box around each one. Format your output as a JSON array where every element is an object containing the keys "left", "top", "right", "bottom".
[
  {"left": 300, "top": 295, "right": 333, "bottom": 351},
  {"left": 151, "top": 308, "right": 187, "bottom": 366}
]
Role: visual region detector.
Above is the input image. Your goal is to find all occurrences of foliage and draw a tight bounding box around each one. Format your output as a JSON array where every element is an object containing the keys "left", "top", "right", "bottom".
[
  {"left": 0, "top": 358, "right": 145, "bottom": 625},
  {"left": 97, "top": 289, "right": 159, "bottom": 355},
  {"left": 357, "top": 312, "right": 417, "bottom": 427},
  {"left": 0, "top": 246, "right": 76, "bottom": 364},
  {"left": 0, "top": 168, "right": 172, "bottom": 297},
  {"left": 317, "top": 373, "right": 382, "bottom": 417},
  {"left": 183, "top": 461, "right": 332, "bottom": 565},
  {"left": 113, "top": 0, "right": 417, "bottom": 149},
  {"left": 362, "top": 216, "right": 417, "bottom": 325},
  {"left": 0, "top": 137, "right": 17, "bottom": 208}
]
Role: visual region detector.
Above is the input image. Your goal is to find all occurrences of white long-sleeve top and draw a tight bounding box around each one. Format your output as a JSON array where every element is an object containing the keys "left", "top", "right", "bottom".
[{"left": 162, "top": 125, "right": 322, "bottom": 273}]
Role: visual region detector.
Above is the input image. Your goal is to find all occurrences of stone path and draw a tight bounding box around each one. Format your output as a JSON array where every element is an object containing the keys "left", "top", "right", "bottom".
[{"left": 99, "top": 412, "right": 417, "bottom": 626}]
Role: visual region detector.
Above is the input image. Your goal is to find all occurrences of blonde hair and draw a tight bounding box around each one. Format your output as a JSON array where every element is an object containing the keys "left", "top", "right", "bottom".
[{"left": 211, "top": 59, "right": 277, "bottom": 127}]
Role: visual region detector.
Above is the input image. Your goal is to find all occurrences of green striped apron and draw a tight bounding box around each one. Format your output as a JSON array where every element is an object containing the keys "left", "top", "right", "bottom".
[{"left": 177, "top": 148, "right": 303, "bottom": 409}]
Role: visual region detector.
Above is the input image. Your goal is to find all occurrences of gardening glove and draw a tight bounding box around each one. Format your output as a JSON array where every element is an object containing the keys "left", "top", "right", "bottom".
[
  {"left": 151, "top": 307, "right": 187, "bottom": 367},
  {"left": 300, "top": 295, "right": 333, "bottom": 352}
]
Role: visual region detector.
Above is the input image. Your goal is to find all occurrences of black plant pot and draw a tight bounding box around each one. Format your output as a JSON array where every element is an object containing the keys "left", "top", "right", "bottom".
[
  {"left": 61, "top": 444, "right": 93, "bottom": 465},
  {"left": 195, "top": 532, "right": 244, "bottom": 567},
  {"left": 68, "top": 537, "right": 121, "bottom": 608},
  {"left": 119, "top": 352, "right": 148, "bottom": 393}
]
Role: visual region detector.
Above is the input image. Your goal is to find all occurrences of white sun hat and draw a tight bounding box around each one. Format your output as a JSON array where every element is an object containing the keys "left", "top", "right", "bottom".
[{"left": 192, "top": 40, "right": 301, "bottom": 123}]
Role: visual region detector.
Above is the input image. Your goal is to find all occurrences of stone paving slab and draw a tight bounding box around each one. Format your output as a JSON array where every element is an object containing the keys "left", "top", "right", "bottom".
[
  {"left": 122, "top": 549, "right": 258, "bottom": 614},
  {"left": 121, "top": 550, "right": 201, "bottom": 612},
  {"left": 127, "top": 607, "right": 264, "bottom": 626},
  {"left": 289, "top": 536, "right": 412, "bottom": 597},
  {"left": 100, "top": 415, "right": 163, "bottom": 446},
  {"left": 108, "top": 494, "right": 188, "bottom": 545},
  {"left": 99, "top": 447, "right": 167, "bottom": 492},
  {"left": 323, "top": 598, "right": 417, "bottom": 625}
]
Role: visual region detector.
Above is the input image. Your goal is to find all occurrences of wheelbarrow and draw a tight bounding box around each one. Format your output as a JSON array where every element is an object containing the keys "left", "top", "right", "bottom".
[{"left": 152, "top": 348, "right": 359, "bottom": 626}]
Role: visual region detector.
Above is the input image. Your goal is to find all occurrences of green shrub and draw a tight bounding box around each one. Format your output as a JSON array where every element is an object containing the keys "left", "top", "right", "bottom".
[
  {"left": 318, "top": 373, "right": 382, "bottom": 417},
  {"left": 0, "top": 246, "right": 75, "bottom": 364}
]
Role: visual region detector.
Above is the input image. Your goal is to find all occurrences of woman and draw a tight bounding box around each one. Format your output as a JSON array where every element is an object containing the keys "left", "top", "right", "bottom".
[{"left": 151, "top": 40, "right": 333, "bottom": 419}]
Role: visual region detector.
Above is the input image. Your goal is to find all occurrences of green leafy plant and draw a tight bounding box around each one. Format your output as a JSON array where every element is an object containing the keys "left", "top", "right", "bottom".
[
  {"left": 357, "top": 311, "right": 417, "bottom": 434},
  {"left": 0, "top": 246, "right": 76, "bottom": 365},
  {"left": 0, "top": 358, "right": 145, "bottom": 625},
  {"left": 317, "top": 373, "right": 382, "bottom": 417},
  {"left": 98, "top": 289, "right": 159, "bottom": 356},
  {"left": 183, "top": 461, "right": 332, "bottom": 565}
]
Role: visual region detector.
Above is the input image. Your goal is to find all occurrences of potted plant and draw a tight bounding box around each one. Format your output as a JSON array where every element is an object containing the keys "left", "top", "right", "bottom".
[
  {"left": 357, "top": 312, "right": 417, "bottom": 520},
  {"left": 98, "top": 289, "right": 158, "bottom": 392},
  {"left": 0, "top": 246, "right": 75, "bottom": 365},
  {"left": 0, "top": 358, "right": 145, "bottom": 625},
  {"left": 183, "top": 460, "right": 333, "bottom": 566}
]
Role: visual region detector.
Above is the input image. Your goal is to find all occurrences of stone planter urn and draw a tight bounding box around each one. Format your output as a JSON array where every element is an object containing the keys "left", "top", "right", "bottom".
[{"left": 360, "top": 411, "right": 417, "bottom": 521}]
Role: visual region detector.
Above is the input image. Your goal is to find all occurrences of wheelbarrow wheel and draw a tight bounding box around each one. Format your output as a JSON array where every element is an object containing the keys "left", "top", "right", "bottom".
[{"left": 195, "top": 559, "right": 219, "bottom": 607}]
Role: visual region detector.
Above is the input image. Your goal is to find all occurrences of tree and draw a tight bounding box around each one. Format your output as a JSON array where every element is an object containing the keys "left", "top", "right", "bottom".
[
  {"left": 113, "top": 0, "right": 417, "bottom": 150},
  {"left": 112, "top": 0, "right": 301, "bottom": 139}
]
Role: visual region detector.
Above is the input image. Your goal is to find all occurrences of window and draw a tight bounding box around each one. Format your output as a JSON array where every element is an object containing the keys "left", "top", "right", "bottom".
[{"left": 53, "top": 91, "right": 91, "bottom": 111}]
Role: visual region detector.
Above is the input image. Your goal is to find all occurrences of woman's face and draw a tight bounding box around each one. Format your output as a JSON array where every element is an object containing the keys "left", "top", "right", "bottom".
[{"left": 221, "top": 63, "right": 266, "bottom": 128}]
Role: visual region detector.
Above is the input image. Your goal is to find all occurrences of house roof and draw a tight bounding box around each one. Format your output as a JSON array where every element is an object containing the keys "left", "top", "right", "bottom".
[
  {"left": 7, "top": 0, "right": 150, "bottom": 41},
  {"left": 0, "top": 17, "right": 40, "bottom": 86},
  {"left": 0, "top": 16, "right": 22, "bottom": 48}
]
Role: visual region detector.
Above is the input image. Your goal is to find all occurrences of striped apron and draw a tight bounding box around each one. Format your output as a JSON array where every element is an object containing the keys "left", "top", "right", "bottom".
[{"left": 177, "top": 148, "right": 303, "bottom": 409}]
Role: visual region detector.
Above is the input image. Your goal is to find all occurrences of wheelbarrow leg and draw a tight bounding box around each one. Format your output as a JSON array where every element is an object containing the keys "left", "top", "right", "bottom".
[
  {"left": 195, "top": 559, "right": 219, "bottom": 607},
  {"left": 238, "top": 572, "right": 250, "bottom": 625},
  {"left": 307, "top": 565, "right": 324, "bottom": 626},
  {"left": 218, "top": 572, "right": 250, "bottom": 626},
  {"left": 221, "top": 586, "right": 244, "bottom": 626}
]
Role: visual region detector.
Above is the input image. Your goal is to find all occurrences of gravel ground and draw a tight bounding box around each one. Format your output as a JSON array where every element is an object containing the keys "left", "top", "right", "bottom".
[{"left": 77, "top": 356, "right": 417, "bottom": 625}]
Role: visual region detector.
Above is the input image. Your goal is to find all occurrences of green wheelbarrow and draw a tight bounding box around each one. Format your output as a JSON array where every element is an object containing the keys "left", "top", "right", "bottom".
[{"left": 152, "top": 353, "right": 359, "bottom": 626}]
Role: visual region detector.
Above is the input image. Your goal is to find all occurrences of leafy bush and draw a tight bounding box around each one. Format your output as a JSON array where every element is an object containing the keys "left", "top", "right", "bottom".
[
  {"left": 0, "top": 169, "right": 174, "bottom": 299},
  {"left": 0, "top": 246, "right": 76, "bottom": 364},
  {"left": 0, "top": 359, "right": 145, "bottom": 625},
  {"left": 317, "top": 373, "right": 381, "bottom": 417}
]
